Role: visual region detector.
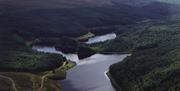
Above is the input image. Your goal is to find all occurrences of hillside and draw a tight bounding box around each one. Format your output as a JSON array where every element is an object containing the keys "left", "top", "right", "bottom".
[
  {"left": 158, "top": 0, "right": 180, "bottom": 5},
  {"left": 0, "top": 0, "right": 180, "bottom": 91},
  {"left": 0, "top": 0, "right": 155, "bottom": 11},
  {"left": 0, "top": 0, "right": 179, "bottom": 78},
  {"left": 1, "top": 0, "right": 178, "bottom": 37},
  {"left": 142, "top": 2, "right": 180, "bottom": 16},
  {"left": 0, "top": 0, "right": 178, "bottom": 11},
  {"left": 99, "top": 19, "right": 180, "bottom": 91},
  {"left": 0, "top": 26, "right": 65, "bottom": 71}
]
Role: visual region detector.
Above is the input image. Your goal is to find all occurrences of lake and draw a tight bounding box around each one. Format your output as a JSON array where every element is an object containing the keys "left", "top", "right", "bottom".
[
  {"left": 85, "top": 33, "right": 117, "bottom": 44},
  {"left": 32, "top": 33, "right": 128, "bottom": 91},
  {"left": 60, "top": 53, "right": 128, "bottom": 91}
]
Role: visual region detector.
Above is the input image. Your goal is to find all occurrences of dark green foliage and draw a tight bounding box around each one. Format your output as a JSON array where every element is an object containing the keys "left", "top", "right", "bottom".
[
  {"left": 1, "top": 1, "right": 177, "bottom": 38},
  {"left": 32, "top": 37, "right": 79, "bottom": 53},
  {"left": 78, "top": 45, "right": 96, "bottom": 59},
  {"left": 108, "top": 19, "right": 180, "bottom": 91},
  {"left": 0, "top": 1, "right": 180, "bottom": 89},
  {"left": 0, "top": 28, "right": 65, "bottom": 72}
]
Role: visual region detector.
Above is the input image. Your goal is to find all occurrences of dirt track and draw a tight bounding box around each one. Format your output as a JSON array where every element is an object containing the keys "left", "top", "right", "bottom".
[{"left": 0, "top": 75, "right": 19, "bottom": 91}]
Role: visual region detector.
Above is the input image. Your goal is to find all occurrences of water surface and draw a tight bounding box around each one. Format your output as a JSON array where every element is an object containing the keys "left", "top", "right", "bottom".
[
  {"left": 32, "top": 46, "right": 79, "bottom": 63},
  {"left": 32, "top": 33, "right": 126, "bottom": 91},
  {"left": 61, "top": 54, "right": 128, "bottom": 91},
  {"left": 85, "top": 33, "right": 117, "bottom": 44}
]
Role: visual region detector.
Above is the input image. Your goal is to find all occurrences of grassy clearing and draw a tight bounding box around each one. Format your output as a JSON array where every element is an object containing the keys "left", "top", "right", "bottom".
[
  {"left": 45, "top": 61, "right": 76, "bottom": 80},
  {"left": 76, "top": 32, "right": 95, "bottom": 40}
]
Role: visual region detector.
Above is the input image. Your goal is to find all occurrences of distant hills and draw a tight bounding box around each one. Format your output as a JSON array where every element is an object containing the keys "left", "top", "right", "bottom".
[
  {"left": 158, "top": 0, "right": 180, "bottom": 5},
  {"left": 143, "top": 2, "right": 180, "bottom": 16},
  {"left": 0, "top": 0, "right": 178, "bottom": 11},
  {"left": 0, "top": 0, "right": 153, "bottom": 11},
  {"left": 0, "top": 0, "right": 179, "bottom": 37},
  {"left": 0, "top": 0, "right": 179, "bottom": 91}
]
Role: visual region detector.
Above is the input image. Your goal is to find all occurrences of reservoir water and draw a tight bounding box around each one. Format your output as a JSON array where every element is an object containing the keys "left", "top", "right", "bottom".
[
  {"left": 60, "top": 54, "right": 128, "bottom": 91},
  {"left": 32, "top": 33, "right": 128, "bottom": 91},
  {"left": 85, "top": 33, "right": 117, "bottom": 44}
]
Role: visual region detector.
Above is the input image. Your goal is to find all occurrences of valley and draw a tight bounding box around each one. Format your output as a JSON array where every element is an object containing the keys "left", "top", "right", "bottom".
[
  {"left": 32, "top": 43, "right": 129, "bottom": 91},
  {"left": 0, "top": 0, "right": 180, "bottom": 91}
]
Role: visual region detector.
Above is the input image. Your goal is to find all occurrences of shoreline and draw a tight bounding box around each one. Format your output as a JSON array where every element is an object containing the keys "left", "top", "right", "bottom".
[
  {"left": 44, "top": 60, "right": 76, "bottom": 80},
  {"left": 106, "top": 71, "right": 122, "bottom": 91}
]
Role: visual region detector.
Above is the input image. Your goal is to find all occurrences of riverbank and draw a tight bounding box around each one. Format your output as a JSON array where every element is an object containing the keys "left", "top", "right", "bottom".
[
  {"left": 44, "top": 60, "right": 76, "bottom": 80},
  {"left": 106, "top": 19, "right": 180, "bottom": 91},
  {"left": 0, "top": 31, "right": 120, "bottom": 91},
  {"left": 106, "top": 71, "right": 122, "bottom": 91},
  {"left": 60, "top": 54, "right": 128, "bottom": 91}
]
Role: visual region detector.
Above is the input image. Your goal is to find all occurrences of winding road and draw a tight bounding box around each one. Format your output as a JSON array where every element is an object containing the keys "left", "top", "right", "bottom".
[
  {"left": 0, "top": 75, "right": 19, "bottom": 91},
  {"left": 38, "top": 61, "right": 68, "bottom": 91}
]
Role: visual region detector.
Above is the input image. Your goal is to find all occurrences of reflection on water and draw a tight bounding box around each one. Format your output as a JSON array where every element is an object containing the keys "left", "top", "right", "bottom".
[
  {"left": 32, "top": 46, "right": 79, "bottom": 63},
  {"left": 33, "top": 33, "right": 117, "bottom": 61},
  {"left": 85, "top": 33, "right": 117, "bottom": 44},
  {"left": 33, "top": 44, "right": 128, "bottom": 91},
  {"left": 61, "top": 54, "right": 128, "bottom": 91},
  {"left": 79, "top": 54, "right": 124, "bottom": 65}
]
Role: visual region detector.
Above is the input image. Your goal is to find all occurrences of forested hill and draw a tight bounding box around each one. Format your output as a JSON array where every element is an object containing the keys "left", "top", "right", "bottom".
[
  {"left": 0, "top": 0, "right": 179, "bottom": 37},
  {"left": 103, "top": 18, "right": 180, "bottom": 91},
  {"left": 0, "top": 0, "right": 180, "bottom": 91},
  {"left": 0, "top": 0, "right": 179, "bottom": 71},
  {"left": 0, "top": 0, "right": 158, "bottom": 10},
  {"left": 0, "top": 0, "right": 179, "bottom": 10},
  {"left": 0, "top": 28, "right": 67, "bottom": 72}
]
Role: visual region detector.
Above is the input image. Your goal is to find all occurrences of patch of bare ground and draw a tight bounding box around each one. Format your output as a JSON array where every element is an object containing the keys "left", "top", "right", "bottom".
[{"left": 0, "top": 72, "right": 62, "bottom": 91}]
